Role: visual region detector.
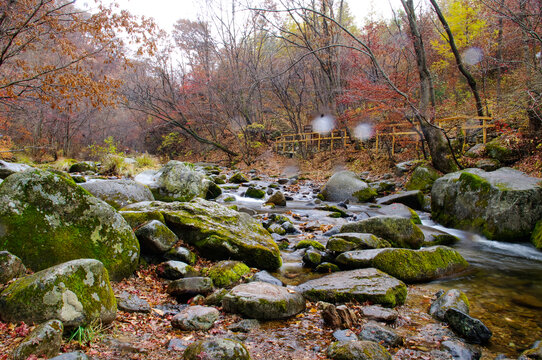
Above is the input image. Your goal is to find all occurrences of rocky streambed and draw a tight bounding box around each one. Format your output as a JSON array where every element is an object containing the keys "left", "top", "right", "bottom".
[{"left": 0, "top": 160, "right": 541, "bottom": 360}]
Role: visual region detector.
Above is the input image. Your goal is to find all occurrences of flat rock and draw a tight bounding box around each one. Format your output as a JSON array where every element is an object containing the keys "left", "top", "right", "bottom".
[
  {"left": 295, "top": 268, "right": 407, "bottom": 307},
  {"left": 171, "top": 305, "right": 219, "bottom": 331},
  {"left": 0, "top": 160, "right": 32, "bottom": 179},
  {"left": 228, "top": 319, "right": 260, "bottom": 333},
  {"left": 444, "top": 308, "right": 492, "bottom": 344},
  {"left": 249, "top": 270, "right": 283, "bottom": 286},
  {"left": 222, "top": 281, "right": 305, "bottom": 319},
  {"left": 441, "top": 340, "right": 481, "bottom": 360},
  {"left": 80, "top": 179, "right": 154, "bottom": 209},
  {"left": 167, "top": 277, "right": 214, "bottom": 299},
  {"left": 360, "top": 321, "right": 403, "bottom": 347},
  {"left": 327, "top": 340, "right": 392, "bottom": 360},
  {"left": 116, "top": 291, "right": 151, "bottom": 313},
  {"left": 376, "top": 190, "right": 425, "bottom": 210},
  {"left": 49, "top": 352, "right": 90, "bottom": 360},
  {"left": 361, "top": 305, "right": 398, "bottom": 322},
  {"left": 333, "top": 329, "right": 359, "bottom": 342}
]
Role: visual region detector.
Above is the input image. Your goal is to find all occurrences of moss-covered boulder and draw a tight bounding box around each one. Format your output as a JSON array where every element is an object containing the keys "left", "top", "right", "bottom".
[
  {"left": 207, "top": 260, "right": 250, "bottom": 288},
  {"left": 68, "top": 161, "right": 97, "bottom": 173},
  {"left": 245, "top": 186, "right": 265, "bottom": 199},
  {"left": 295, "top": 268, "right": 407, "bottom": 307},
  {"left": 327, "top": 233, "right": 391, "bottom": 253},
  {"left": 295, "top": 239, "right": 325, "bottom": 251},
  {"left": 183, "top": 338, "right": 251, "bottom": 360},
  {"left": 335, "top": 246, "right": 468, "bottom": 283},
  {"left": 0, "top": 251, "right": 26, "bottom": 284},
  {"left": 340, "top": 216, "right": 424, "bottom": 249},
  {"left": 0, "top": 259, "right": 117, "bottom": 327},
  {"left": 120, "top": 210, "right": 165, "bottom": 229},
  {"left": 229, "top": 172, "right": 249, "bottom": 184},
  {"left": 430, "top": 289, "right": 470, "bottom": 320},
  {"left": 320, "top": 171, "right": 377, "bottom": 203},
  {"left": 419, "top": 225, "right": 459, "bottom": 246},
  {"left": 406, "top": 165, "right": 441, "bottom": 193},
  {"left": 0, "top": 169, "right": 139, "bottom": 280},
  {"left": 222, "top": 281, "right": 306, "bottom": 319},
  {"left": 122, "top": 199, "right": 282, "bottom": 271},
  {"left": 432, "top": 168, "right": 542, "bottom": 241},
  {"left": 531, "top": 220, "right": 542, "bottom": 250},
  {"left": 266, "top": 191, "right": 286, "bottom": 206},
  {"left": 376, "top": 190, "right": 425, "bottom": 211},
  {"left": 0, "top": 160, "right": 33, "bottom": 179},
  {"left": 485, "top": 135, "right": 520, "bottom": 164},
  {"left": 134, "top": 220, "right": 178, "bottom": 255},
  {"left": 11, "top": 319, "right": 63, "bottom": 360},
  {"left": 327, "top": 340, "right": 392, "bottom": 360},
  {"left": 80, "top": 179, "right": 154, "bottom": 209}
]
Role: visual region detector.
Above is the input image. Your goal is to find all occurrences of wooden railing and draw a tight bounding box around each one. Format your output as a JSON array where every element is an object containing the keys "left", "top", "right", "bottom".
[{"left": 274, "top": 129, "right": 350, "bottom": 156}]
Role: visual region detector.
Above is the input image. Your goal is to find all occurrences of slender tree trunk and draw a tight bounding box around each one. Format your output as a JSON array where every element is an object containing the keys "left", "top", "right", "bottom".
[{"left": 429, "top": 0, "right": 485, "bottom": 117}]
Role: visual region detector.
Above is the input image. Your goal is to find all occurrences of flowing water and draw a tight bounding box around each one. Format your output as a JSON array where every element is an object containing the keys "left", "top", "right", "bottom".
[{"left": 220, "top": 179, "right": 542, "bottom": 356}]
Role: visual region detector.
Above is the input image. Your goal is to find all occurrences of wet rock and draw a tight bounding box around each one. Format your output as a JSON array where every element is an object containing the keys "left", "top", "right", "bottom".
[
  {"left": 0, "top": 259, "right": 116, "bottom": 327},
  {"left": 303, "top": 248, "right": 323, "bottom": 267},
  {"left": 278, "top": 178, "right": 289, "bottom": 185},
  {"left": 296, "top": 268, "right": 407, "bottom": 307},
  {"left": 376, "top": 190, "right": 425, "bottom": 211},
  {"left": 295, "top": 239, "right": 325, "bottom": 251},
  {"left": 49, "top": 351, "right": 90, "bottom": 360},
  {"left": 116, "top": 291, "right": 151, "bottom": 313},
  {"left": 171, "top": 305, "right": 219, "bottom": 331},
  {"left": 0, "top": 169, "right": 139, "bottom": 280},
  {"left": 361, "top": 305, "right": 398, "bottom": 323},
  {"left": 315, "top": 262, "right": 340, "bottom": 273},
  {"left": 167, "top": 277, "right": 214, "bottom": 299},
  {"left": 11, "top": 319, "right": 63, "bottom": 360},
  {"left": 222, "top": 281, "right": 305, "bottom": 319},
  {"left": 340, "top": 216, "right": 424, "bottom": 249},
  {"left": 164, "top": 246, "right": 197, "bottom": 265},
  {"left": 531, "top": 220, "right": 542, "bottom": 250},
  {"left": 228, "top": 319, "right": 260, "bottom": 333},
  {"left": 229, "top": 172, "right": 249, "bottom": 184},
  {"left": 335, "top": 246, "right": 468, "bottom": 283},
  {"left": 80, "top": 179, "right": 154, "bottom": 209},
  {"left": 316, "top": 205, "right": 349, "bottom": 218},
  {"left": 333, "top": 329, "right": 359, "bottom": 342},
  {"left": 281, "top": 221, "right": 299, "bottom": 234},
  {"left": 430, "top": 289, "right": 470, "bottom": 321},
  {"left": 406, "top": 165, "right": 441, "bottom": 193},
  {"left": 327, "top": 233, "right": 391, "bottom": 253},
  {"left": 444, "top": 308, "right": 492, "bottom": 344},
  {"left": 441, "top": 340, "right": 481, "bottom": 360},
  {"left": 183, "top": 338, "right": 251, "bottom": 360},
  {"left": 360, "top": 321, "right": 403, "bottom": 347},
  {"left": 135, "top": 220, "right": 178, "bottom": 255},
  {"left": 250, "top": 270, "right": 283, "bottom": 286},
  {"left": 0, "top": 160, "right": 33, "bottom": 178},
  {"left": 327, "top": 340, "right": 392, "bottom": 360},
  {"left": 157, "top": 261, "right": 198, "bottom": 280},
  {"left": 374, "top": 203, "right": 421, "bottom": 224},
  {"left": 419, "top": 225, "right": 460, "bottom": 246},
  {"left": 123, "top": 199, "right": 282, "bottom": 271},
  {"left": 519, "top": 340, "right": 542, "bottom": 359},
  {"left": 266, "top": 191, "right": 286, "bottom": 206},
  {"left": 432, "top": 168, "right": 542, "bottom": 242},
  {"left": 207, "top": 260, "right": 250, "bottom": 288},
  {"left": 0, "top": 251, "right": 26, "bottom": 284},
  {"left": 268, "top": 223, "right": 286, "bottom": 235},
  {"left": 320, "top": 171, "right": 377, "bottom": 203},
  {"left": 245, "top": 186, "right": 265, "bottom": 199}
]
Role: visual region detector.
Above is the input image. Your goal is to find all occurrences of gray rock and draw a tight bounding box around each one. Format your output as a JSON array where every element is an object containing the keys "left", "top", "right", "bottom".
[
  {"left": 164, "top": 246, "right": 197, "bottom": 265},
  {"left": 485, "top": 135, "right": 520, "bottom": 164},
  {"left": 395, "top": 160, "right": 420, "bottom": 176},
  {"left": 0, "top": 251, "right": 26, "bottom": 284},
  {"left": 229, "top": 172, "right": 249, "bottom": 184},
  {"left": 228, "top": 319, "right": 260, "bottom": 333},
  {"left": 0, "top": 169, "right": 139, "bottom": 280},
  {"left": 430, "top": 289, "right": 470, "bottom": 321},
  {"left": 340, "top": 216, "right": 424, "bottom": 249},
  {"left": 222, "top": 281, "right": 305, "bottom": 319},
  {"left": 135, "top": 220, "right": 178, "bottom": 255},
  {"left": 369, "top": 180, "right": 396, "bottom": 195},
  {"left": 327, "top": 340, "right": 392, "bottom": 360},
  {"left": 406, "top": 165, "right": 441, "bottom": 193},
  {"left": 444, "top": 308, "right": 492, "bottom": 344},
  {"left": 49, "top": 351, "right": 90, "bottom": 360},
  {"left": 321, "top": 171, "right": 377, "bottom": 203},
  {"left": 441, "top": 340, "right": 481, "bottom": 360},
  {"left": 0, "top": 259, "right": 116, "bottom": 327},
  {"left": 183, "top": 338, "right": 251, "bottom": 360},
  {"left": 0, "top": 160, "right": 32, "bottom": 179},
  {"left": 171, "top": 305, "right": 219, "bottom": 331},
  {"left": 373, "top": 203, "right": 421, "bottom": 223},
  {"left": 327, "top": 233, "right": 391, "bottom": 253},
  {"left": 464, "top": 144, "right": 485, "bottom": 158},
  {"left": 333, "top": 329, "right": 359, "bottom": 342},
  {"left": 116, "top": 291, "right": 151, "bottom": 313},
  {"left": 11, "top": 319, "right": 63, "bottom": 360},
  {"left": 250, "top": 270, "right": 283, "bottom": 286},
  {"left": 303, "top": 248, "right": 323, "bottom": 267},
  {"left": 360, "top": 321, "right": 403, "bottom": 347},
  {"left": 266, "top": 191, "right": 286, "bottom": 206},
  {"left": 335, "top": 246, "right": 468, "bottom": 283},
  {"left": 376, "top": 190, "right": 425, "bottom": 210},
  {"left": 157, "top": 260, "right": 198, "bottom": 280},
  {"left": 361, "top": 305, "right": 398, "bottom": 322},
  {"left": 432, "top": 168, "right": 542, "bottom": 241},
  {"left": 167, "top": 277, "right": 214, "bottom": 299},
  {"left": 80, "top": 179, "right": 154, "bottom": 209},
  {"left": 204, "top": 289, "right": 229, "bottom": 306},
  {"left": 475, "top": 159, "right": 500, "bottom": 171},
  {"left": 295, "top": 268, "right": 407, "bottom": 307},
  {"left": 419, "top": 225, "right": 460, "bottom": 246}
]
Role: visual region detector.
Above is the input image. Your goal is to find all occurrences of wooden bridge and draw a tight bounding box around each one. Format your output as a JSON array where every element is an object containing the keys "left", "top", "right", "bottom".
[{"left": 273, "top": 115, "right": 498, "bottom": 156}]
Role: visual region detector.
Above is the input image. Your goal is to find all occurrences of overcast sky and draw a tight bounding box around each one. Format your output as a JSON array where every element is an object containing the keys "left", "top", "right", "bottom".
[{"left": 82, "top": 0, "right": 404, "bottom": 32}]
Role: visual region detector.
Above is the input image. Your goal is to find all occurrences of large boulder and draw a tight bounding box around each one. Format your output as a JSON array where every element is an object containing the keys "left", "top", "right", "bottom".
[
  {"left": 222, "top": 282, "right": 305, "bottom": 319},
  {"left": 0, "top": 160, "right": 32, "bottom": 179},
  {"left": 0, "top": 169, "right": 139, "bottom": 280},
  {"left": 376, "top": 190, "right": 425, "bottom": 211},
  {"left": 340, "top": 216, "right": 424, "bottom": 249},
  {"left": 135, "top": 220, "right": 178, "bottom": 255},
  {"left": 406, "top": 165, "right": 441, "bottom": 192},
  {"left": 295, "top": 268, "right": 407, "bottom": 307},
  {"left": 431, "top": 168, "right": 542, "bottom": 241},
  {"left": 80, "top": 179, "right": 154, "bottom": 209},
  {"left": 320, "top": 171, "right": 377, "bottom": 203},
  {"left": 0, "top": 259, "right": 117, "bottom": 327},
  {"left": 122, "top": 199, "right": 282, "bottom": 270},
  {"left": 334, "top": 246, "right": 468, "bottom": 283}
]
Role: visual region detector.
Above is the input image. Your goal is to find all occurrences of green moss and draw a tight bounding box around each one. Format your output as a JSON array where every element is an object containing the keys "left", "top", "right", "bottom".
[
  {"left": 317, "top": 205, "right": 348, "bottom": 217},
  {"left": 352, "top": 187, "right": 378, "bottom": 202},
  {"left": 207, "top": 261, "right": 250, "bottom": 288},
  {"left": 406, "top": 166, "right": 440, "bottom": 193},
  {"left": 531, "top": 220, "right": 542, "bottom": 249},
  {"left": 223, "top": 196, "right": 236, "bottom": 202},
  {"left": 120, "top": 210, "right": 165, "bottom": 229},
  {"left": 408, "top": 209, "right": 422, "bottom": 224},
  {"left": 295, "top": 240, "right": 325, "bottom": 251},
  {"left": 245, "top": 187, "right": 265, "bottom": 199},
  {"left": 316, "top": 193, "right": 325, "bottom": 201},
  {"left": 457, "top": 172, "right": 492, "bottom": 193},
  {"left": 315, "top": 262, "right": 340, "bottom": 273},
  {"left": 229, "top": 172, "right": 249, "bottom": 184}
]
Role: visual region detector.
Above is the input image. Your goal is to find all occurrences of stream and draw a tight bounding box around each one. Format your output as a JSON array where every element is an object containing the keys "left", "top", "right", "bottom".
[{"left": 219, "top": 178, "right": 542, "bottom": 356}]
